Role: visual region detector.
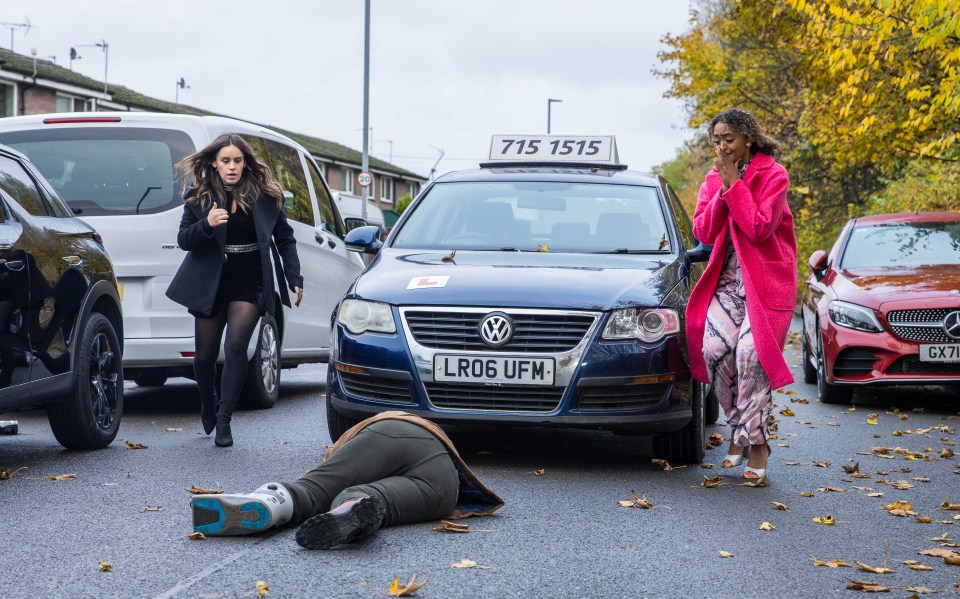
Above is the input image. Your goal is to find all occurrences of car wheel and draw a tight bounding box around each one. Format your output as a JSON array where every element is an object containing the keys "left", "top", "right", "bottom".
[
  {"left": 816, "top": 325, "right": 853, "bottom": 404},
  {"left": 133, "top": 369, "right": 168, "bottom": 388},
  {"left": 325, "top": 367, "right": 359, "bottom": 442},
  {"left": 705, "top": 384, "right": 720, "bottom": 425},
  {"left": 47, "top": 313, "right": 124, "bottom": 449},
  {"left": 239, "top": 314, "right": 280, "bottom": 410},
  {"left": 801, "top": 316, "right": 817, "bottom": 385},
  {"left": 652, "top": 380, "right": 706, "bottom": 464}
]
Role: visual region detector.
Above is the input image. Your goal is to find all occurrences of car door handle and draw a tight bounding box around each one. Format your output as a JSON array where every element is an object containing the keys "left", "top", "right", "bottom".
[
  {"left": 63, "top": 255, "right": 82, "bottom": 265},
  {"left": 3, "top": 260, "right": 24, "bottom": 271}
]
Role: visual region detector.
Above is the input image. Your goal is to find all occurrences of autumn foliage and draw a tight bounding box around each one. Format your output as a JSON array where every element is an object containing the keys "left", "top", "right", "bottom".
[{"left": 655, "top": 0, "right": 960, "bottom": 287}]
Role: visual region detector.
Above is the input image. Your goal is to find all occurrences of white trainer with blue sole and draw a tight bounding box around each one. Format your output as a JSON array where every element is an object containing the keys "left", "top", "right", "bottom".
[{"left": 192, "top": 482, "right": 294, "bottom": 536}]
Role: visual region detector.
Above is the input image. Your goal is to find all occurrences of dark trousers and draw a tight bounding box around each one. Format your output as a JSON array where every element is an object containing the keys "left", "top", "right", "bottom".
[{"left": 282, "top": 420, "right": 459, "bottom": 527}]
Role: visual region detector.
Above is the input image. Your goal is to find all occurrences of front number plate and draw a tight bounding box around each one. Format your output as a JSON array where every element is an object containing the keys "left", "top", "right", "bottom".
[
  {"left": 919, "top": 344, "right": 960, "bottom": 363},
  {"left": 434, "top": 355, "right": 555, "bottom": 385}
]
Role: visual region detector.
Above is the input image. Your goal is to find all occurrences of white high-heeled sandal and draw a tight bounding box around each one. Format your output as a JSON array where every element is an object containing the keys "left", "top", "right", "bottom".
[
  {"left": 743, "top": 443, "right": 771, "bottom": 479},
  {"left": 721, "top": 451, "right": 744, "bottom": 468}
]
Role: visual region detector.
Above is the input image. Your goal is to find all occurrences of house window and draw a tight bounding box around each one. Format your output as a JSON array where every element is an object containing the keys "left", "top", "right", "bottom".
[
  {"left": 0, "top": 83, "right": 14, "bottom": 117},
  {"left": 55, "top": 93, "right": 89, "bottom": 113},
  {"left": 342, "top": 167, "right": 354, "bottom": 193},
  {"left": 379, "top": 176, "right": 394, "bottom": 203}
]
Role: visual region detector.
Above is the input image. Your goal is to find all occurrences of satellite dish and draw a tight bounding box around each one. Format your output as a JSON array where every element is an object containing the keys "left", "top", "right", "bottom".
[{"left": 69, "top": 47, "right": 78, "bottom": 60}]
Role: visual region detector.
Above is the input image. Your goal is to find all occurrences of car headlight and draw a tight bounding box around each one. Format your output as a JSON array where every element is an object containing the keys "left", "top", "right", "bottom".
[
  {"left": 338, "top": 299, "right": 396, "bottom": 335},
  {"left": 828, "top": 300, "right": 882, "bottom": 333},
  {"left": 602, "top": 308, "right": 680, "bottom": 342}
]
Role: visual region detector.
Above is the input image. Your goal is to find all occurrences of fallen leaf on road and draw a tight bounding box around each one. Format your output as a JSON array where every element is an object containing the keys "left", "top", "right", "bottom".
[
  {"left": 901, "top": 560, "right": 933, "bottom": 571},
  {"left": 884, "top": 500, "right": 918, "bottom": 517},
  {"left": 187, "top": 532, "right": 206, "bottom": 540},
  {"left": 942, "top": 448, "right": 955, "bottom": 459},
  {"left": 255, "top": 580, "right": 269, "bottom": 597},
  {"left": 651, "top": 459, "right": 685, "bottom": 471},
  {"left": 164, "top": 428, "right": 182, "bottom": 433},
  {"left": 143, "top": 506, "right": 163, "bottom": 512},
  {"left": 812, "top": 461, "right": 831, "bottom": 468},
  {"left": 719, "top": 551, "right": 734, "bottom": 558},
  {"left": 41, "top": 473, "right": 76, "bottom": 481},
  {"left": 700, "top": 463, "right": 714, "bottom": 469},
  {"left": 759, "top": 521, "right": 775, "bottom": 531},
  {"left": 772, "top": 502, "right": 790, "bottom": 511},
  {"left": 703, "top": 476, "right": 723, "bottom": 488},
  {"left": 98, "top": 561, "right": 112, "bottom": 572},
  {"left": 432, "top": 520, "right": 494, "bottom": 533},
  {"left": 451, "top": 559, "right": 477, "bottom": 569},
  {"left": 779, "top": 407, "right": 795, "bottom": 417},
  {"left": 915, "top": 515, "right": 933, "bottom": 523},
  {"left": 811, "top": 556, "right": 851, "bottom": 568},
  {"left": 940, "top": 501, "right": 960, "bottom": 511},
  {"left": 801, "top": 492, "right": 815, "bottom": 497},
  {"left": 813, "top": 515, "right": 835, "bottom": 525},
  {"left": 388, "top": 574, "right": 428, "bottom": 597},
  {"left": 742, "top": 477, "right": 768, "bottom": 488},
  {"left": 619, "top": 490, "right": 655, "bottom": 509},
  {"left": 124, "top": 440, "right": 148, "bottom": 450},
  {"left": 818, "top": 487, "right": 845, "bottom": 493},
  {"left": 708, "top": 433, "right": 723, "bottom": 446},
  {"left": 185, "top": 484, "right": 222, "bottom": 495},
  {"left": 531, "top": 468, "right": 545, "bottom": 476},
  {"left": 0, "top": 466, "right": 26, "bottom": 480},
  {"left": 855, "top": 561, "right": 893, "bottom": 574},
  {"left": 846, "top": 579, "right": 890, "bottom": 592}
]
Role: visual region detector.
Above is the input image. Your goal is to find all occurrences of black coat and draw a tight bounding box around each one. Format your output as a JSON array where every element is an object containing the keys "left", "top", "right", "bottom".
[{"left": 165, "top": 193, "right": 303, "bottom": 317}]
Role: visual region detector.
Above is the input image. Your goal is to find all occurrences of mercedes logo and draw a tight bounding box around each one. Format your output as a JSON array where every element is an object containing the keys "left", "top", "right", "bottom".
[
  {"left": 479, "top": 312, "right": 514, "bottom": 346},
  {"left": 944, "top": 311, "right": 960, "bottom": 340}
]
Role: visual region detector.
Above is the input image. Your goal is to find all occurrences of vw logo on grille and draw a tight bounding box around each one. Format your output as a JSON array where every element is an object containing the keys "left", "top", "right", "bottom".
[
  {"left": 479, "top": 312, "right": 514, "bottom": 346},
  {"left": 943, "top": 310, "right": 960, "bottom": 340}
]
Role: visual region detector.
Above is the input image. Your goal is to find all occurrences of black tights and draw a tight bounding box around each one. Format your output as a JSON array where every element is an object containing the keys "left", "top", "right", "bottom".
[{"left": 193, "top": 301, "right": 261, "bottom": 420}]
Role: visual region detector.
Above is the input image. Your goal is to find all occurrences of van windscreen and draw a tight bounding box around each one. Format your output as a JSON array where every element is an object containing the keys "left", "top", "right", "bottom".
[{"left": 0, "top": 127, "right": 194, "bottom": 216}]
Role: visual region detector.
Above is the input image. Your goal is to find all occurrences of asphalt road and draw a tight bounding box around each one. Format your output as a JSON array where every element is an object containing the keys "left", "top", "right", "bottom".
[{"left": 1, "top": 318, "right": 958, "bottom": 598}]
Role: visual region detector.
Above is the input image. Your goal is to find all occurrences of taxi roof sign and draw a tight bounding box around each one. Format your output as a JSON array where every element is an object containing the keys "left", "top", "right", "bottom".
[{"left": 482, "top": 135, "right": 625, "bottom": 169}]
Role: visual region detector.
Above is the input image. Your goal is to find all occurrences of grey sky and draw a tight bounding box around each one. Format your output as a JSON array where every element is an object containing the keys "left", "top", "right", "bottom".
[{"left": 2, "top": 1, "right": 696, "bottom": 178}]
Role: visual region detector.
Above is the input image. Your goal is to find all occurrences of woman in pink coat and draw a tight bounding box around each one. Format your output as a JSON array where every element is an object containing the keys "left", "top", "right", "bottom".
[{"left": 686, "top": 108, "right": 797, "bottom": 480}]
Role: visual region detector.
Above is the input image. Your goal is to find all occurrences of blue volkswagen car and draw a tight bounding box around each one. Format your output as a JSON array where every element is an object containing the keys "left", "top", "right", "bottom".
[{"left": 327, "top": 136, "right": 713, "bottom": 462}]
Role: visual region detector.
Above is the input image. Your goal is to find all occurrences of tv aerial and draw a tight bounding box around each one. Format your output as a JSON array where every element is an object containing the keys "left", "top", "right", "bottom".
[{"left": 1, "top": 17, "right": 31, "bottom": 52}]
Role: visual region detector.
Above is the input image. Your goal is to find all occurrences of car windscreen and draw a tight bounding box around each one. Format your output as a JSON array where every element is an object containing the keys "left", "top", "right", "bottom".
[
  {"left": 0, "top": 127, "right": 194, "bottom": 216},
  {"left": 841, "top": 221, "right": 960, "bottom": 268},
  {"left": 391, "top": 181, "right": 670, "bottom": 253}
]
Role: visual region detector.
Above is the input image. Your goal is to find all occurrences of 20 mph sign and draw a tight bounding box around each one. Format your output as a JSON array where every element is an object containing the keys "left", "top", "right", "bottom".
[{"left": 357, "top": 171, "right": 373, "bottom": 188}]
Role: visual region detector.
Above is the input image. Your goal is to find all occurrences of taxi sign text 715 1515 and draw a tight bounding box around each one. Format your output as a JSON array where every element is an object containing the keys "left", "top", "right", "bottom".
[{"left": 486, "top": 134, "right": 620, "bottom": 166}]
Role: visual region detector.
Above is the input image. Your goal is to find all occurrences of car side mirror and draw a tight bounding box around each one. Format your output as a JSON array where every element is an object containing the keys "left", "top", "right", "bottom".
[
  {"left": 344, "top": 217, "right": 368, "bottom": 233},
  {"left": 808, "top": 250, "right": 828, "bottom": 280},
  {"left": 344, "top": 225, "right": 383, "bottom": 254},
  {"left": 687, "top": 242, "right": 713, "bottom": 263}
]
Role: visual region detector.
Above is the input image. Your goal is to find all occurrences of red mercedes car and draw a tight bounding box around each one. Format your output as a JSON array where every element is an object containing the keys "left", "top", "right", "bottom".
[{"left": 801, "top": 211, "right": 960, "bottom": 403}]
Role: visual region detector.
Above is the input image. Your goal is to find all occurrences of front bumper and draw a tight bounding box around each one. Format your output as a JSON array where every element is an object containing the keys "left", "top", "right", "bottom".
[{"left": 825, "top": 324, "right": 960, "bottom": 386}]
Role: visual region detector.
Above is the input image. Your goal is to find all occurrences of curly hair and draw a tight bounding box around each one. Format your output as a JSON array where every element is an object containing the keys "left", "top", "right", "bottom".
[
  {"left": 708, "top": 108, "right": 780, "bottom": 157},
  {"left": 176, "top": 133, "right": 283, "bottom": 212}
]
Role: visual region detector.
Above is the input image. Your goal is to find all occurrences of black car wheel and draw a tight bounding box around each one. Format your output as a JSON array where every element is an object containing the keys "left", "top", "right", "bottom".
[
  {"left": 816, "top": 325, "right": 853, "bottom": 404},
  {"left": 48, "top": 313, "right": 124, "bottom": 449},
  {"left": 133, "top": 369, "right": 168, "bottom": 388},
  {"left": 801, "top": 315, "right": 817, "bottom": 385},
  {"left": 240, "top": 314, "right": 280, "bottom": 410},
  {"left": 325, "top": 367, "right": 359, "bottom": 442},
  {"left": 705, "top": 385, "right": 720, "bottom": 425},
  {"left": 653, "top": 380, "right": 705, "bottom": 464}
]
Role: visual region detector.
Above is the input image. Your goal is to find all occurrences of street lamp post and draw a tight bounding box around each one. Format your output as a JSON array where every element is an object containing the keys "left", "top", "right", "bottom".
[
  {"left": 360, "top": 0, "right": 370, "bottom": 223},
  {"left": 547, "top": 98, "right": 562, "bottom": 134}
]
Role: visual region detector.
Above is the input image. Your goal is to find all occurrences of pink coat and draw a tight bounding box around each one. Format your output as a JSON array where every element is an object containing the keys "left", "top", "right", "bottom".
[{"left": 686, "top": 152, "right": 797, "bottom": 390}]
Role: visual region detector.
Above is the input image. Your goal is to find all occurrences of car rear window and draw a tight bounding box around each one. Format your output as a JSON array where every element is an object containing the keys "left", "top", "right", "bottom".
[
  {"left": 841, "top": 221, "right": 960, "bottom": 268},
  {"left": 391, "top": 181, "right": 669, "bottom": 253},
  {"left": 0, "top": 127, "right": 194, "bottom": 216}
]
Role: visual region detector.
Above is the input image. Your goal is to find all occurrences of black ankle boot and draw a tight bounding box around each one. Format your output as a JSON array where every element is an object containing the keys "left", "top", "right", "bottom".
[
  {"left": 215, "top": 418, "right": 233, "bottom": 447},
  {"left": 200, "top": 393, "right": 218, "bottom": 436}
]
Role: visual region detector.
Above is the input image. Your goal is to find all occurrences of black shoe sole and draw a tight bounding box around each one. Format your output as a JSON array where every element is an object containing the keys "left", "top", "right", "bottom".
[{"left": 295, "top": 496, "right": 386, "bottom": 550}]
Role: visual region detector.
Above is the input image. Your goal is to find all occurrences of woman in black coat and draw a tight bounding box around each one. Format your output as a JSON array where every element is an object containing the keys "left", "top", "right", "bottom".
[{"left": 166, "top": 134, "right": 303, "bottom": 447}]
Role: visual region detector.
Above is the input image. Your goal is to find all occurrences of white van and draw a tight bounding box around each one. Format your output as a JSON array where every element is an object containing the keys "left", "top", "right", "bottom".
[{"left": 0, "top": 112, "right": 365, "bottom": 408}]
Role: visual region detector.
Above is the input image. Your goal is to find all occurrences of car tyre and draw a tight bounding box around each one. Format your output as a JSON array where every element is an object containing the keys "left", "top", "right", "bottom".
[
  {"left": 705, "top": 385, "right": 720, "bottom": 425},
  {"left": 133, "top": 369, "right": 168, "bottom": 388},
  {"left": 815, "top": 325, "right": 853, "bottom": 404},
  {"left": 47, "top": 313, "right": 124, "bottom": 449},
  {"left": 240, "top": 314, "right": 280, "bottom": 410},
  {"left": 325, "top": 367, "right": 360, "bottom": 442},
  {"left": 653, "top": 381, "right": 706, "bottom": 464},
  {"left": 801, "top": 316, "right": 817, "bottom": 385}
]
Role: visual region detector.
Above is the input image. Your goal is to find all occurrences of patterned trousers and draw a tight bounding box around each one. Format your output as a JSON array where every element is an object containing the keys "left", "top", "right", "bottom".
[{"left": 702, "top": 247, "right": 772, "bottom": 447}]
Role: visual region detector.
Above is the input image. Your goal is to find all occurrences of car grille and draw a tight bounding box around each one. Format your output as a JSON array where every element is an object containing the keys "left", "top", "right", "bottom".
[
  {"left": 423, "top": 382, "right": 564, "bottom": 412},
  {"left": 888, "top": 357, "right": 960, "bottom": 376},
  {"left": 833, "top": 349, "right": 879, "bottom": 377},
  {"left": 339, "top": 372, "right": 415, "bottom": 404},
  {"left": 576, "top": 382, "right": 671, "bottom": 411},
  {"left": 404, "top": 310, "right": 595, "bottom": 352},
  {"left": 887, "top": 309, "right": 958, "bottom": 342}
]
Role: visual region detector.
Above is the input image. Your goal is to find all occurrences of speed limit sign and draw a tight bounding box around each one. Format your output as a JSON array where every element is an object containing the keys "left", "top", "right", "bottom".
[{"left": 357, "top": 171, "right": 373, "bottom": 188}]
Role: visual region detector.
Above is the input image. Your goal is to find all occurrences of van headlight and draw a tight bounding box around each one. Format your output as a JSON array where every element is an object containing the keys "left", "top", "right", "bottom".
[
  {"left": 338, "top": 299, "right": 396, "bottom": 335},
  {"left": 602, "top": 308, "right": 680, "bottom": 342}
]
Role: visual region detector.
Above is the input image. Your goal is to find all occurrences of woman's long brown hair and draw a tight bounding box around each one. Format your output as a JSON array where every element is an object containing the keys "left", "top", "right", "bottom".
[{"left": 176, "top": 133, "right": 283, "bottom": 212}]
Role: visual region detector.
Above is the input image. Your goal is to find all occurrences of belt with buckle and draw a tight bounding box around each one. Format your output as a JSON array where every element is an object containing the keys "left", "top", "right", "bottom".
[{"left": 224, "top": 243, "right": 258, "bottom": 253}]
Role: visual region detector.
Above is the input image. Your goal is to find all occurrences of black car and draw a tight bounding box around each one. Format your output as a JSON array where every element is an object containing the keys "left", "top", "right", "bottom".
[
  {"left": 328, "top": 135, "right": 716, "bottom": 462},
  {"left": 0, "top": 143, "right": 124, "bottom": 449}
]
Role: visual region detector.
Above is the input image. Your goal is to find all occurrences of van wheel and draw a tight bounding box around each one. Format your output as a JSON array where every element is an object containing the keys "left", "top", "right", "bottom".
[
  {"left": 48, "top": 313, "right": 124, "bottom": 449},
  {"left": 240, "top": 314, "right": 280, "bottom": 410},
  {"left": 652, "top": 381, "right": 705, "bottom": 464},
  {"left": 133, "top": 369, "right": 167, "bottom": 388}
]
